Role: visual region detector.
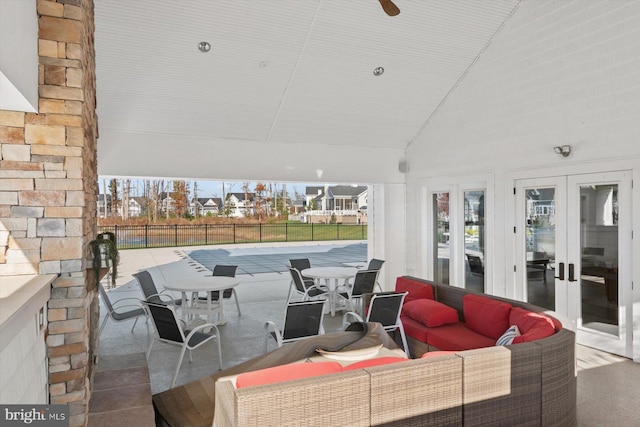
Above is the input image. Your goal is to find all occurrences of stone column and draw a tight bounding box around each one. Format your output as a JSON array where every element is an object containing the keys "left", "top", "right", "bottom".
[{"left": 0, "top": 0, "right": 98, "bottom": 425}]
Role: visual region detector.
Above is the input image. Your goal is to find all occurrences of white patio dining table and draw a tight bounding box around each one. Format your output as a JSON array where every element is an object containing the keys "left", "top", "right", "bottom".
[
  {"left": 301, "top": 266, "right": 358, "bottom": 316},
  {"left": 163, "top": 276, "right": 239, "bottom": 325}
]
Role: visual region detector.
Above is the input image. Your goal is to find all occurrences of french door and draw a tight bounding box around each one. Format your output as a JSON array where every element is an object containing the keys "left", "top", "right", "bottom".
[
  {"left": 515, "top": 171, "right": 632, "bottom": 357},
  {"left": 426, "top": 179, "right": 490, "bottom": 294}
]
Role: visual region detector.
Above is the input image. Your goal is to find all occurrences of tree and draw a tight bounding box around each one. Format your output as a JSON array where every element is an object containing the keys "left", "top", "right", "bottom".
[
  {"left": 193, "top": 181, "right": 199, "bottom": 218},
  {"left": 242, "top": 182, "right": 251, "bottom": 217},
  {"left": 172, "top": 180, "right": 189, "bottom": 218},
  {"left": 254, "top": 183, "right": 266, "bottom": 220},
  {"left": 122, "top": 179, "right": 131, "bottom": 220},
  {"left": 151, "top": 179, "right": 163, "bottom": 222},
  {"left": 109, "top": 179, "right": 120, "bottom": 217},
  {"left": 282, "top": 183, "right": 287, "bottom": 217},
  {"left": 102, "top": 179, "right": 108, "bottom": 218}
]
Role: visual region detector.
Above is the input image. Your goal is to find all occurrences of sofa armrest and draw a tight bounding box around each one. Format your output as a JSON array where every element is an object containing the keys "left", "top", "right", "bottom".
[
  {"left": 459, "top": 344, "right": 543, "bottom": 425},
  {"left": 213, "top": 379, "right": 237, "bottom": 427},
  {"left": 537, "top": 328, "right": 577, "bottom": 426},
  {"left": 214, "top": 370, "right": 371, "bottom": 427}
]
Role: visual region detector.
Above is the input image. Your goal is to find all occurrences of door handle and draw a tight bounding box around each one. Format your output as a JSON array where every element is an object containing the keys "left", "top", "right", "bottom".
[
  {"left": 568, "top": 263, "right": 577, "bottom": 282},
  {"left": 554, "top": 262, "right": 565, "bottom": 280}
]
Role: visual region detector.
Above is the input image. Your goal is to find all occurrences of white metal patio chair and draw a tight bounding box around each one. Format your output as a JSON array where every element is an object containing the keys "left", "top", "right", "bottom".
[
  {"left": 342, "top": 291, "right": 410, "bottom": 357},
  {"left": 145, "top": 302, "right": 223, "bottom": 388},
  {"left": 97, "top": 282, "right": 148, "bottom": 336},
  {"left": 264, "top": 299, "right": 326, "bottom": 353},
  {"left": 286, "top": 267, "right": 329, "bottom": 304},
  {"left": 335, "top": 269, "right": 379, "bottom": 316}
]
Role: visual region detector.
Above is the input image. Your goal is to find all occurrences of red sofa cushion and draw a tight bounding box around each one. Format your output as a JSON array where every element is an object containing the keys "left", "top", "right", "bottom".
[
  {"left": 343, "top": 357, "right": 406, "bottom": 371},
  {"left": 420, "top": 351, "right": 457, "bottom": 358},
  {"left": 395, "top": 277, "right": 434, "bottom": 303},
  {"left": 400, "top": 315, "right": 430, "bottom": 342},
  {"left": 402, "top": 299, "right": 459, "bottom": 327},
  {"left": 236, "top": 361, "right": 342, "bottom": 388},
  {"left": 463, "top": 294, "right": 512, "bottom": 340},
  {"left": 509, "top": 307, "right": 556, "bottom": 343},
  {"left": 426, "top": 323, "right": 496, "bottom": 351}
]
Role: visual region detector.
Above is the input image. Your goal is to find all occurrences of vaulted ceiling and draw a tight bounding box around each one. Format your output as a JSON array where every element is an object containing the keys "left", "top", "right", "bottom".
[{"left": 94, "top": 0, "right": 520, "bottom": 183}]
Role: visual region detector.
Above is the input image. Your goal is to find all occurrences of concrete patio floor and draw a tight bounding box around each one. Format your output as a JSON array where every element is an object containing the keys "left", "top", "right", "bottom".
[{"left": 96, "top": 242, "right": 640, "bottom": 426}]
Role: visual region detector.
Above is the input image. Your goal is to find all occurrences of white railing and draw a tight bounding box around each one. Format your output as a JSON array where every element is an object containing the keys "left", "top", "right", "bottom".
[{"left": 306, "top": 209, "right": 359, "bottom": 216}]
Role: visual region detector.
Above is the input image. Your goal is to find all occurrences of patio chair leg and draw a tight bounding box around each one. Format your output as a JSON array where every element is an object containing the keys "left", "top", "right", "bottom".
[
  {"left": 130, "top": 317, "right": 139, "bottom": 333},
  {"left": 286, "top": 282, "right": 294, "bottom": 304},
  {"left": 171, "top": 345, "right": 188, "bottom": 388},
  {"left": 232, "top": 289, "right": 241, "bottom": 316},
  {"left": 145, "top": 338, "right": 154, "bottom": 361},
  {"left": 98, "top": 316, "right": 109, "bottom": 336},
  {"left": 214, "top": 330, "right": 223, "bottom": 370},
  {"left": 399, "top": 324, "right": 410, "bottom": 358}
]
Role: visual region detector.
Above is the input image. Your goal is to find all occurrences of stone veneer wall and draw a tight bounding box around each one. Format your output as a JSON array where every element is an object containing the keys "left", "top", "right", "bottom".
[{"left": 0, "top": 0, "right": 98, "bottom": 426}]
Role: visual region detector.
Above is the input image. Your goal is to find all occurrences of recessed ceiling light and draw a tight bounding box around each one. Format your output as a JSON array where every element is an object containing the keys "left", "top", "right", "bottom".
[
  {"left": 373, "top": 67, "right": 384, "bottom": 76},
  {"left": 198, "top": 41, "right": 211, "bottom": 53}
]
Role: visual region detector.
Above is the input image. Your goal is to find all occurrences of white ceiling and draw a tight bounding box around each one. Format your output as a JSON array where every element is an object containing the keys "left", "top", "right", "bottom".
[{"left": 94, "top": 0, "right": 520, "bottom": 182}]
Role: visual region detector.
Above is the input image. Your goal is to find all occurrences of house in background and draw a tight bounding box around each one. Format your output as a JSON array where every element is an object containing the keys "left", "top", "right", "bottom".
[
  {"left": 97, "top": 195, "right": 145, "bottom": 219},
  {"left": 225, "top": 193, "right": 256, "bottom": 218},
  {"left": 125, "top": 197, "right": 144, "bottom": 217},
  {"left": 159, "top": 192, "right": 176, "bottom": 215},
  {"left": 190, "top": 197, "right": 223, "bottom": 216},
  {"left": 304, "top": 185, "right": 367, "bottom": 224},
  {"left": 97, "top": 194, "right": 111, "bottom": 218}
]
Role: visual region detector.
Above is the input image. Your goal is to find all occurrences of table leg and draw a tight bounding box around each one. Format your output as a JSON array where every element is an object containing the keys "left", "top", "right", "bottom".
[
  {"left": 213, "top": 291, "right": 226, "bottom": 325},
  {"left": 181, "top": 291, "right": 188, "bottom": 322}
]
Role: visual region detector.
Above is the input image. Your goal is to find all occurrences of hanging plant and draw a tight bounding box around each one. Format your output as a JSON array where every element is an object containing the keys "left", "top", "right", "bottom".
[
  {"left": 97, "top": 231, "right": 116, "bottom": 242},
  {"left": 89, "top": 233, "right": 119, "bottom": 287}
]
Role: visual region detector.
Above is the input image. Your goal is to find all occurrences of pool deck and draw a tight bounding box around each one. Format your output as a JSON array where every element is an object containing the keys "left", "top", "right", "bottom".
[{"left": 96, "top": 241, "right": 640, "bottom": 426}]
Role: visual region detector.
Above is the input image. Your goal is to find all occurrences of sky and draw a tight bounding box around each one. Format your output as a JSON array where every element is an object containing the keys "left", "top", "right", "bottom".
[{"left": 97, "top": 177, "right": 314, "bottom": 199}]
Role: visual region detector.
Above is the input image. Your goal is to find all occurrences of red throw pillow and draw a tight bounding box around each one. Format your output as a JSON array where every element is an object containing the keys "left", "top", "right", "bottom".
[
  {"left": 402, "top": 299, "right": 459, "bottom": 327},
  {"left": 509, "top": 307, "right": 556, "bottom": 343},
  {"left": 236, "top": 362, "right": 342, "bottom": 388},
  {"left": 343, "top": 357, "right": 407, "bottom": 371},
  {"left": 463, "top": 294, "right": 512, "bottom": 340},
  {"left": 395, "top": 277, "right": 434, "bottom": 303}
]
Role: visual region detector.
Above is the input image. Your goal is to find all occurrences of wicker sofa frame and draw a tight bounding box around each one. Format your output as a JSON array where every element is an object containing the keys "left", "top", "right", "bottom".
[
  {"left": 401, "top": 277, "right": 577, "bottom": 426},
  {"left": 212, "top": 277, "right": 577, "bottom": 426}
]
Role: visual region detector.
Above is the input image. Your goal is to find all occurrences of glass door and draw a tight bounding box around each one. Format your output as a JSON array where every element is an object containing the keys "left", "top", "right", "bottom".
[
  {"left": 515, "top": 177, "right": 567, "bottom": 312},
  {"left": 463, "top": 190, "right": 485, "bottom": 293},
  {"left": 567, "top": 172, "right": 631, "bottom": 357},
  {"left": 433, "top": 192, "right": 450, "bottom": 284},
  {"left": 515, "top": 172, "right": 631, "bottom": 357}
]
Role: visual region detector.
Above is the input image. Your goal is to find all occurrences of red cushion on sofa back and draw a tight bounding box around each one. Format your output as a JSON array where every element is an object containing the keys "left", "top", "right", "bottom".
[
  {"left": 342, "top": 357, "right": 407, "bottom": 371},
  {"left": 463, "top": 294, "right": 512, "bottom": 340},
  {"left": 236, "top": 361, "right": 342, "bottom": 388},
  {"left": 402, "top": 299, "right": 459, "bottom": 327},
  {"left": 509, "top": 307, "right": 556, "bottom": 343},
  {"left": 395, "top": 277, "right": 434, "bottom": 303}
]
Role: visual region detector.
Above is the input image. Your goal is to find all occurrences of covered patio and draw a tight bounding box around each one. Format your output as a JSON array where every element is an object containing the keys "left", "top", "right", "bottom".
[
  {"left": 1, "top": 0, "right": 640, "bottom": 426},
  {"left": 92, "top": 243, "right": 640, "bottom": 426}
]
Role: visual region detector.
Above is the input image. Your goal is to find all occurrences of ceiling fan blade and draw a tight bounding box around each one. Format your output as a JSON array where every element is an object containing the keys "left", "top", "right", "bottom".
[{"left": 378, "top": 0, "right": 400, "bottom": 16}]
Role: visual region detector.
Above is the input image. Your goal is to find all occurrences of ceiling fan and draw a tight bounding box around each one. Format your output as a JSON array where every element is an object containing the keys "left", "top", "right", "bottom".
[{"left": 378, "top": 0, "right": 400, "bottom": 16}]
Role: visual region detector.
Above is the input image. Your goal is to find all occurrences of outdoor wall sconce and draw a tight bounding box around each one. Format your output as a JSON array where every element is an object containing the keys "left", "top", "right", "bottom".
[{"left": 553, "top": 145, "right": 571, "bottom": 157}]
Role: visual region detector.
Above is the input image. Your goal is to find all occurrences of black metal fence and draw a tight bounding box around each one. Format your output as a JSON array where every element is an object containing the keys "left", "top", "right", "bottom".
[{"left": 98, "top": 223, "right": 367, "bottom": 249}]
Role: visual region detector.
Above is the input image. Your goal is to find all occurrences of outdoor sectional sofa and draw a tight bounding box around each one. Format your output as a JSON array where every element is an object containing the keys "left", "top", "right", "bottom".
[
  {"left": 395, "top": 276, "right": 577, "bottom": 426},
  {"left": 206, "top": 276, "right": 576, "bottom": 427},
  {"left": 154, "top": 277, "right": 576, "bottom": 426}
]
